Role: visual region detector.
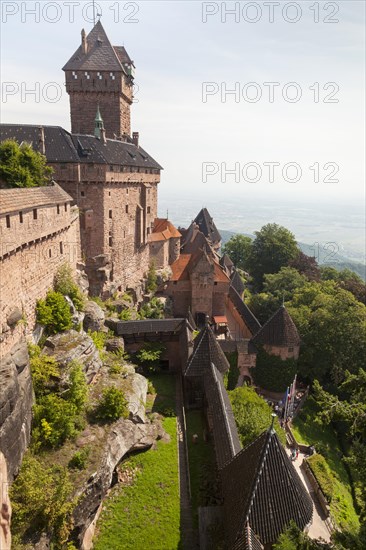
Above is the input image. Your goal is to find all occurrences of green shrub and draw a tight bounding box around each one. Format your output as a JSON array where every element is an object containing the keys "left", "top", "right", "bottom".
[
  {"left": 146, "top": 261, "right": 157, "bottom": 293},
  {"left": 96, "top": 387, "right": 129, "bottom": 422},
  {"left": 54, "top": 263, "right": 85, "bottom": 311},
  {"left": 66, "top": 361, "right": 88, "bottom": 411},
  {"left": 68, "top": 448, "right": 90, "bottom": 470},
  {"left": 0, "top": 139, "right": 53, "bottom": 188},
  {"left": 119, "top": 308, "right": 132, "bottom": 320},
  {"left": 139, "top": 297, "right": 164, "bottom": 319},
  {"left": 136, "top": 342, "right": 165, "bottom": 373},
  {"left": 10, "top": 453, "right": 74, "bottom": 546},
  {"left": 147, "top": 380, "right": 156, "bottom": 394},
  {"left": 90, "top": 296, "right": 106, "bottom": 309},
  {"left": 88, "top": 329, "right": 110, "bottom": 350},
  {"left": 36, "top": 290, "right": 73, "bottom": 334},
  {"left": 30, "top": 353, "right": 60, "bottom": 398},
  {"left": 307, "top": 453, "right": 334, "bottom": 503},
  {"left": 33, "top": 393, "right": 82, "bottom": 449}
]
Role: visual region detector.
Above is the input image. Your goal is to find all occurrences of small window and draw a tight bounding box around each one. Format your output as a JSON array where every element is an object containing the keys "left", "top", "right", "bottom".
[
  {"left": 108, "top": 191, "right": 111, "bottom": 196},
  {"left": 125, "top": 205, "right": 129, "bottom": 214},
  {"left": 81, "top": 191, "right": 85, "bottom": 197},
  {"left": 33, "top": 209, "right": 37, "bottom": 220},
  {"left": 6, "top": 215, "right": 10, "bottom": 228},
  {"left": 123, "top": 230, "right": 126, "bottom": 238},
  {"left": 147, "top": 206, "right": 151, "bottom": 214},
  {"left": 19, "top": 212, "right": 23, "bottom": 223},
  {"left": 110, "top": 165, "right": 114, "bottom": 172},
  {"left": 64, "top": 203, "right": 67, "bottom": 211},
  {"left": 109, "top": 232, "right": 113, "bottom": 247},
  {"left": 57, "top": 205, "right": 60, "bottom": 214},
  {"left": 109, "top": 209, "right": 112, "bottom": 219},
  {"left": 60, "top": 242, "right": 63, "bottom": 254},
  {"left": 126, "top": 188, "right": 129, "bottom": 194},
  {"left": 214, "top": 281, "right": 218, "bottom": 286},
  {"left": 49, "top": 249, "right": 52, "bottom": 258}
]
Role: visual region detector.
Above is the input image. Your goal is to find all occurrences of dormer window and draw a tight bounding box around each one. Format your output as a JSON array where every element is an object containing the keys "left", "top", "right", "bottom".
[
  {"left": 84, "top": 71, "right": 90, "bottom": 79},
  {"left": 72, "top": 71, "right": 77, "bottom": 79},
  {"left": 110, "top": 72, "right": 115, "bottom": 80},
  {"left": 97, "top": 72, "right": 103, "bottom": 80}
]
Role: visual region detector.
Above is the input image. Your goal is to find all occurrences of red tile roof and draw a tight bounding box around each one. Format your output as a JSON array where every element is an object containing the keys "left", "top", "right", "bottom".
[{"left": 148, "top": 218, "right": 181, "bottom": 242}]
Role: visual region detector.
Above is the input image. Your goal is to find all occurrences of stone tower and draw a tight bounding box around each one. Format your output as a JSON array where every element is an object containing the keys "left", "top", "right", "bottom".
[{"left": 63, "top": 21, "right": 135, "bottom": 138}]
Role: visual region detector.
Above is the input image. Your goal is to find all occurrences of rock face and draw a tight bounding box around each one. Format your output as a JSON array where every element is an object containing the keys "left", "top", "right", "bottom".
[
  {"left": 83, "top": 301, "right": 105, "bottom": 333},
  {"left": 124, "top": 372, "right": 148, "bottom": 423},
  {"left": 0, "top": 452, "right": 12, "bottom": 550},
  {"left": 0, "top": 340, "right": 33, "bottom": 480},
  {"left": 64, "top": 296, "right": 85, "bottom": 330},
  {"left": 105, "top": 336, "right": 124, "bottom": 354},
  {"left": 43, "top": 330, "right": 102, "bottom": 383}
]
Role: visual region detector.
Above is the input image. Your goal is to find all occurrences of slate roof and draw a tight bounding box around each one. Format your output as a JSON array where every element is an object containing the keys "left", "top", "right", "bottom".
[
  {"left": 185, "top": 324, "right": 230, "bottom": 377},
  {"left": 204, "top": 362, "right": 242, "bottom": 469},
  {"left": 220, "top": 427, "right": 313, "bottom": 547},
  {"left": 230, "top": 270, "right": 245, "bottom": 296},
  {"left": 220, "top": 253, "right": 234, "bottom": 272},
  {"left": 63, "top": 21, "right": 133, "bottom": 74},
  {"left": 228, "top": 286, "right": 261, "bottom": 336},
  {"left": 241, "top": 524, "right": 264, "bottom": 550},
  {"left": 252, "top": 306, "right": 300, "bottom": 347},
  {"left": 0, "top": 183, "right": 73, "bottom": 215},
  {"left": 0, "top": 124, "right": 162, "bottom": 170},
  {"left": 181, "top": 226, "right": 212, "bottom": 255},
  {"left": 193, "top": 208, "right": 221, "bottom": 245}
]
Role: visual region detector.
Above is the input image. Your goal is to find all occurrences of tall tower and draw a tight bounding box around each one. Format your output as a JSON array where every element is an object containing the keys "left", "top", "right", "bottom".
[{"left": 63, "top": 21, "right": 135, "bottom": 138}]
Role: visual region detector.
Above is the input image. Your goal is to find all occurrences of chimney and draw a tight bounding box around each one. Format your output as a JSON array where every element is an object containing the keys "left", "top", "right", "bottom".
[
  {"left": 101, "top": 127, "right": 107, "bottom": 145},
  {"left": 38, "top": 126, "right": 45, "bottom": 155},
  {"left": 81, "top": 29, "right": 88, "bottom": 55},
  {"left": 132, "top": 132, "right": 139, "bottom": 148}
]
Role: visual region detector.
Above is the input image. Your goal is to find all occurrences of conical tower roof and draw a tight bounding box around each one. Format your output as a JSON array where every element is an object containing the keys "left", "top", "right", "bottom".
[
  {"left": 185, "top": 324, "right": 229, "bottom": 377},
  {"left": 63, "top": 21, "right": 130, "bottom": 74},
  {"left": 221, "top": 427, "right": 313, "bottom": 547},
  {"left": 252, "top": 305, "right": 300, "bottom": 347}
]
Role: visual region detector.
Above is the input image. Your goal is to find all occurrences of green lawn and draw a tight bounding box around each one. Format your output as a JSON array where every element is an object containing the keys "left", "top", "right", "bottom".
[
  {"left": 292, "top": 397, "right": 360, "bottom": 533},
  {"left": 93, "top": 375, "right": 180, "bottom": 550},
  {"left": 186, "top": 410, "right": 218, "bottom": 526}
]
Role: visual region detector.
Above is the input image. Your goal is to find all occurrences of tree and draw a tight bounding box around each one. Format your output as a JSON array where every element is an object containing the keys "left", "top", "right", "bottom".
[
  {"left": 0, "top": 139, "right": 53, "bottom": 188},
  {"left": 274, "top": 521, "right": 332, "bottom": 549},
  {"left": 228, "top": 386, "right": 286, "bottom": 447},
  {"left": 146, "top": 261, "right": 157, "bottom": 293},
  {"left": 249, "top": 223, "right": 298, "bottom": 289},
  {"left": 222, "top": 234, "right": 252, "bottom": 271},
  {"left": 320, "top": 267, "right": 366, "bottom": 304},
  {"left": 36, "top": 291, "right": 73, "bottom": 334},
  {"left": 288, "top": 281, "right": 366, "bottom": 384},
  {"left": 96, "top": 387, "right": 129, "bottom": 422},
  {"left": 289, "top": 251, "right": 320, "bottom": 281}
]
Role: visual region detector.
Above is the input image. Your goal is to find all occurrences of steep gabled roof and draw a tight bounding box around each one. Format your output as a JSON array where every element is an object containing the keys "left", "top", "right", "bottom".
[
  {"left": 220, "top": 253, "right": 234, "bottom": 272},
  {"left": 170, "top": 248, "right": 230, "bottom": 284},
  {"left": 204, "top": 362, "right": 241, "bottom": 468},
  {"left": 63, "top": 21, "right": 131, "bottom": 73},
  {"left": 185, "top": 325, "right": 230, "bottom": 377},
  {"left": 228, "top": 286, "right": 261, "bottom": 336},
  {"left": 193, "top": 208, "right": 221, "bottom": 245},
  {"left": 148, "top": 218, "right": 181, "bottom": 242},
  {"left": 252, "top": 305, "right": 300, "bottom": 347},
  {"left": 221, "top": 427, "right": 313, "bottom": 547},
  {"left": 230, "top": 270, "right": 245, "bottom": 297}
]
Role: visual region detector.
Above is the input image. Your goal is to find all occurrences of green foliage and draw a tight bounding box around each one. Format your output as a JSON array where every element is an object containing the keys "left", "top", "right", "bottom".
[
  {"left": 252, "top": 347, "right": 297, "bottom": 393},
  {"left": 88, "top": 329, "right": 110, "bottom": 350},
  {"left": 0, "top": 139, "right": 53, "bottom": 188},
  {"left": 225, "top": 351, "right": 239, "bottom": 391},
  {"left": 30, "top": 352, "right": 60, "bottom": 398},
  {"left": 36, "top": 290, "right": 73, "bottom": 334},
  {"left": 33, "top": 393, "right": 81, "bottom": 449},
  {"left": 146, "top": 261, "right": 158, "bottom": 293},
  {"left": 136, "top": 342, "right": 165, "bottom": 373},
  {"left": 118, "top": 308, "right": 132, "bottom": 320},
  {"left": 222, "top": 234, "right": 252, "bottom": 271},
  {"left": 68, "top": 447, "right": 90, "bottom": 470},
  {"left": 307, "top": 454, "right": 334, "bottom": 502},
  {"left": 96, "top": 386, "right": 128, "bottom": 422},
  {"left": 274, "top": 521, "right": 331, "bottom": 549},
  {"left": 90, "top": 296, "right": 106, "bottom": 309},
  {"left": 139, "top": 297, "right": 164, "bottom": 319},
  {"left": 66, "top": 361, "right": 88, "bottom": 411},
  {"left": 229, "top": 386, "right": 286, "bottom": 447},
  {"left": 54, "top": 263, "right": 85, "bottom": 311},
  {"left": 249, "top": 223, "right": 299, "bottom": 288},
  {"left": 10, "top": 453, "right": 74, "bottom": 546}
]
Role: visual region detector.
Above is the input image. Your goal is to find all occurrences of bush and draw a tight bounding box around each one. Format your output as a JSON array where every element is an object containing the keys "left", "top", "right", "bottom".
[
  {"left": 33, "top": 393, "right": 82, "bottom": 449},
  {"left": 0, "top": 139, "right": 53, "bottom": 188},
  {"left": 88, "top": 329, "right": 110, "bottom": 350},
  {"left": 10, "top": 454, "right": 74, "bottom": 546},
  {"left": 30, "top": 352, "right": 60, "bottom": 398},
  {"left": 146, "top": 261, "right": 157, "bottom": 293},
  {"left": 36, "top": 290, "right": 73, "bottom": 334},
  {"left": 68, "top": 448, "right": 90, "bottom": 470},
  {"left": 136, "top": 342, "right": 165, "bottom": 373},
  {"left": 119, "top": 308, "right": 132, "bottom": 320},
  {"left": 96, "top": 387, "right": 129, "bottom": 422},
  {"left": 54, "top": 263, "right": 85, "bottom": 311},
  {"left": 307, "top": 453, "right": 334, "bottom": 503},
  {"left": 139, "top": 297, "right": 164, "bottom": 319},
  {"left": 66, "top": 361, "right": 88, "bottom": 411}
]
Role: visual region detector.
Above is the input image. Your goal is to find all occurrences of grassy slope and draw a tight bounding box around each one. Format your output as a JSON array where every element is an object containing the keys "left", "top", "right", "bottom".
[
  {"left": 93, "top": 375, "right": 180, "bottom": 550},
  {"left": 291, "top": 398, "right": 360, "bottom": 533}
]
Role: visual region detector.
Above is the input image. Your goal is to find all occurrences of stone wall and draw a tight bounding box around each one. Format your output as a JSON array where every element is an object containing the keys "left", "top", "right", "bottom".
[
  {"left": 263, "top": 344, "right": 300, "bottom": 360},
  {"left": 0, "top": 193, "right": 81, "bottom": 356}
]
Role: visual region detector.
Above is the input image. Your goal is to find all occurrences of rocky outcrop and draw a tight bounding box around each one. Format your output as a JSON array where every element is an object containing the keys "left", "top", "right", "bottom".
[
  {"left": 0, "top": 452, "right": 11, "bottom": 550},
  {"left": 42, "top": 330, "right": 102, "bottom": 383},
  {"left": 65, "top": 296, "right": 85, "bottom": 330},
  {"left": 0, "top": 340, "right": 33, "bottom": 480},
  {"left": 83, "top": 301, "right": 105, "bottom": 333},
  {"left": 105, "top": 336, "right": 124, "bottom": 354},
  {"left": 124, "top": 371, "right": 148, "bottom": 423}
]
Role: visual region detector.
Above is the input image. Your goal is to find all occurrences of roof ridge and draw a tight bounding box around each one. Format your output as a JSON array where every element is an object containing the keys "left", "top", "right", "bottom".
[{"left": 210, "top": 362, "right": 239, "bottom": 458}]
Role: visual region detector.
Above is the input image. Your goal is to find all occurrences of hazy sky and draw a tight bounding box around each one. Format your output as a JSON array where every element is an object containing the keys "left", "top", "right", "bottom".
[{"left": 1, "top": 1, "right": 365, "bottom": 206}]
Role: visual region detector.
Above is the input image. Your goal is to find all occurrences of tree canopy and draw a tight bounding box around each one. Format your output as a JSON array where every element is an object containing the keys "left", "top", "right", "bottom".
[
  {"left": 0, "top": 139, "right": 53, "bottom": 188},
  {"left": 222, "top": 234, "right": 252, "bottom": 271}
]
